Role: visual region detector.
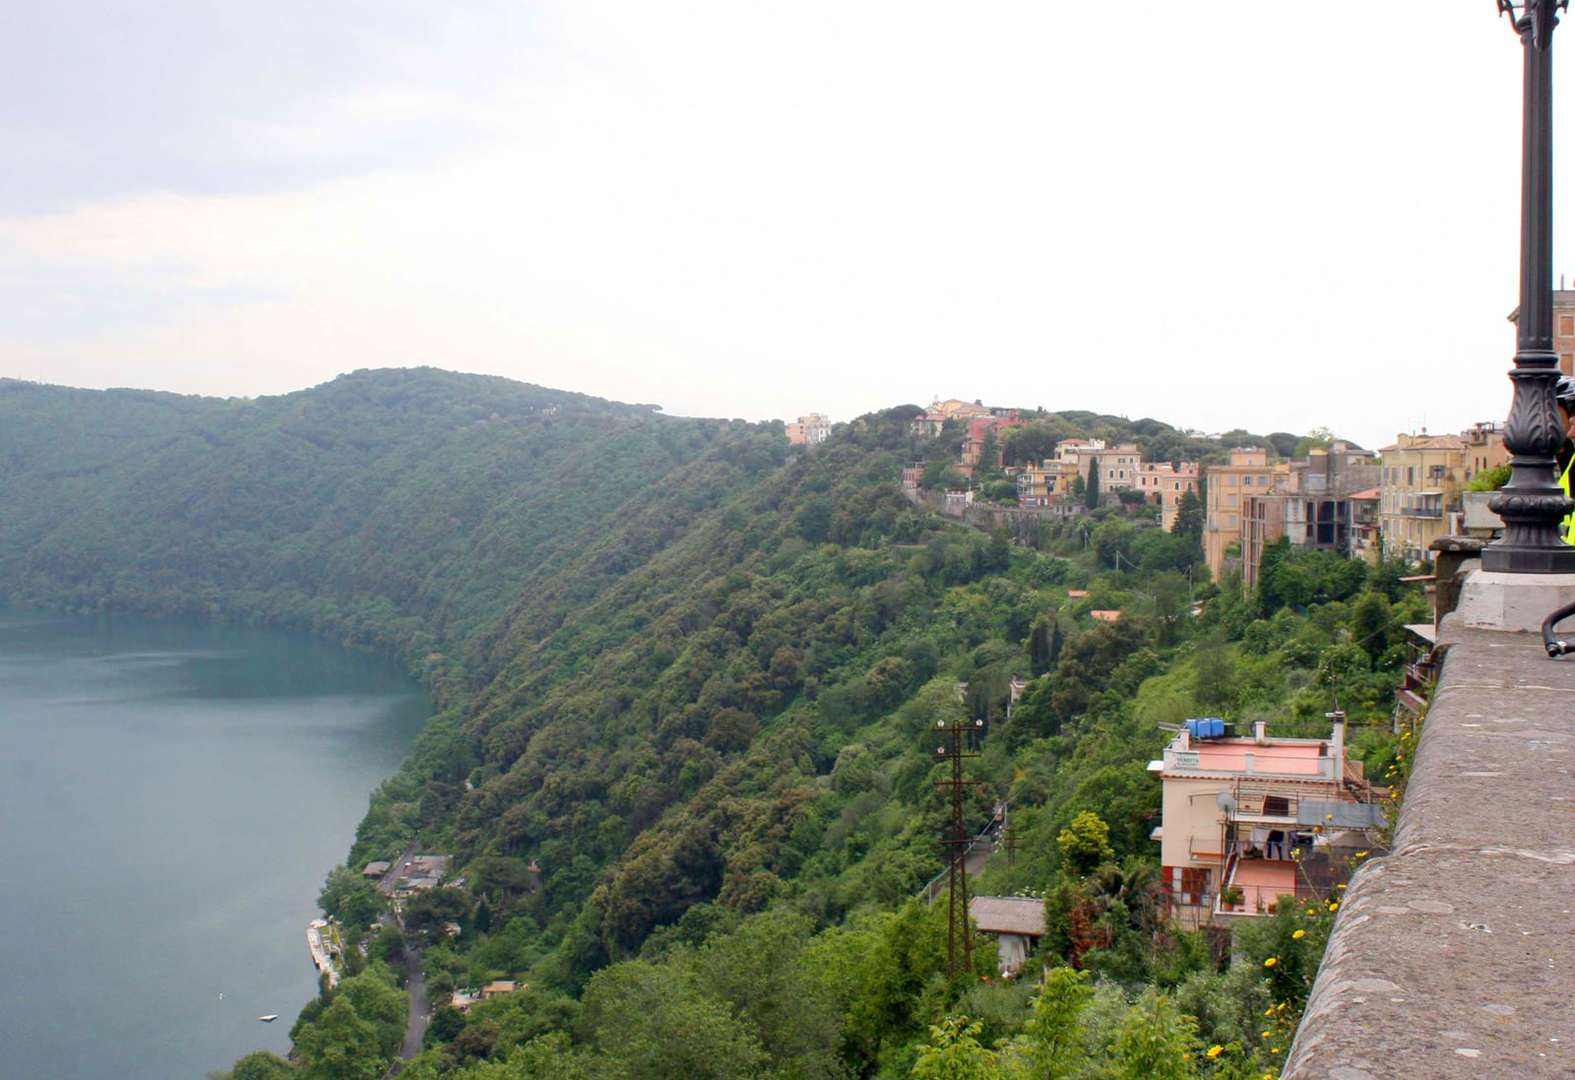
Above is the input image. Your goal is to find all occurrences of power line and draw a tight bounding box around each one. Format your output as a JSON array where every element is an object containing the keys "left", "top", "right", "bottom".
[{"left": 933, "top": 714, "right": 986, "bottom": 979}]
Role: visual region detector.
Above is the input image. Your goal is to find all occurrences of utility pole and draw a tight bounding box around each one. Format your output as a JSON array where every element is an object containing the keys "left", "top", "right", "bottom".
[
  {"left": 934, "top": 715, "right": 985, "bottom": 979},
  {"left": 1000, "top": 800, "right": 1017, "bottom": 866}
]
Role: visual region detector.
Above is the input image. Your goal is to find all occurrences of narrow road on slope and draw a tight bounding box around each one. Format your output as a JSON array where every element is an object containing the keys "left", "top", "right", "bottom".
[
  {"left": 400, "top": 939, "right": 429, "bottom": 1059},
  {"left": 921, "top": 820, "right": 1002, "bottom": 906},
  {"left": 372, "top": 836, "right": 428, "bottom": 1074},
  {"left": 377, "top": 839, "right": 420, "bottom": 896}
]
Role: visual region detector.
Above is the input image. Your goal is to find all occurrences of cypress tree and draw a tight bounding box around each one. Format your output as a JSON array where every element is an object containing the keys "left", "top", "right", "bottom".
[
  {"left": 1084, "top": 462, "right": 1102, "bottom": 509},
  {"left": 1174, "top": 488, "right": 1204, "bottom": 539}
]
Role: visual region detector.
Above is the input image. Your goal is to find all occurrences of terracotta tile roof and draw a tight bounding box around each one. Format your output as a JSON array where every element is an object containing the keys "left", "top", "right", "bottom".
[{"left": 1383, "top": 436, "right": 1466, "bottom": 452}]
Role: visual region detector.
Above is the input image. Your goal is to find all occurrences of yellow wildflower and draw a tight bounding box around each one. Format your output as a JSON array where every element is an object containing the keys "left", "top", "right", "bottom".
[
  {"left": 1292, "top": 929, "right": 1306, "bottom": 939},
  {"left": 1207, "top": 1045, "right": 1224, "bottom": 1059},
  {"left": 1355, "top": 850, "right": 1369, "bottom": 858},
  {"left": 1328, "top": 901, "right": 1340, "bottom": 912},
  {"left": 1261, "top": 1030, "right": 1271, "bottom": 1038},
  {"left": 1264, "top": 957, "right": 1278, "bottom": 968}
]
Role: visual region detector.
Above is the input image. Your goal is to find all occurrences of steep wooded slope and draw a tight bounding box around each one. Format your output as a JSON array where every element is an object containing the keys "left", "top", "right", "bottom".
[{"left": 0, "top": 368, "right": 783, "bottom": 694}]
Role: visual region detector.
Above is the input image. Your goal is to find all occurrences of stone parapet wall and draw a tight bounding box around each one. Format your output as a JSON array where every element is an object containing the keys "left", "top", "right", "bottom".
[{"left": 1282, "top": 623, "right": 1574, "bottom": 1078}]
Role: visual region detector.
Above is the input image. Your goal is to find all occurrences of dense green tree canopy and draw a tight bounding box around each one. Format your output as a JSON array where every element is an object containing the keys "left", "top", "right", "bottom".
[{"left": 1, "top": 372, "right": 1421, "bottom": 1079}]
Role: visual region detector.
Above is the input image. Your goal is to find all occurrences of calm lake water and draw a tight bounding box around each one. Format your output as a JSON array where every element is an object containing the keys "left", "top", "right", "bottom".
[{"left": 0, "top": 612, "right": 429, "bottom": 1079}]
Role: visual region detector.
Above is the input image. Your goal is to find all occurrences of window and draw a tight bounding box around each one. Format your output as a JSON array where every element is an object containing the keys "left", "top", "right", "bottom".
[
  {"left": 1428, "top": 464, "right": 1446, "bottom": 481},
  {"left": 1560, "top": 315, "right": 1573, "bottom": 336},
  {"left": 1407, "top": 467, "right": 1415, "bottom": 486},
  {"left": 1262, "top": 795, "right": 1290, "bottom": 817}
]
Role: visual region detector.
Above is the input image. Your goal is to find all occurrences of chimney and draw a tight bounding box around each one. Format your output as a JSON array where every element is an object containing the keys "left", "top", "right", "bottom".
[
  {"left": 1326, "top": 710, "right": 1347, "bottom": 773},
  {"left": 1253, "top": 720, "right": 1267, "bottom": 745}
]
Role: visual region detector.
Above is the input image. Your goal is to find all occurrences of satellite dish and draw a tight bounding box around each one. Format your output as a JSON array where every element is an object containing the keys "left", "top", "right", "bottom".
[{"left": 1216, "top": 792, "right": 1237, "bottom": 813}]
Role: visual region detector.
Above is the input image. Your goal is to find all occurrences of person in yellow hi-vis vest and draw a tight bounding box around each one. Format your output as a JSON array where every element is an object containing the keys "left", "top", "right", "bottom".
[{"left": 1559, "top": 376, "right": 1575, "bottom": 546}]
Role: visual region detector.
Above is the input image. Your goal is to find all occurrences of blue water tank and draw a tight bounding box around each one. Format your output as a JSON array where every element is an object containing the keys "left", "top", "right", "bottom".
[{"left": 1186, "top": 717, "right": 1226, "bottom": 739}]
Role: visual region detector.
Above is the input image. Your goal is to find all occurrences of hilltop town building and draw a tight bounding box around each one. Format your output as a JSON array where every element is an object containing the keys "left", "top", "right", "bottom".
[
  {"left": 1378, "top": 425, "right": 1506, "bottom": 564},
  {"left": 1509, "top": 288, "right": 1575, "bottom": 375},
  {"left": 910, "top": 399, "right": 997, "bottom": 437},
  {"left": 1150, "top": 717, "right": 1381, "bottom": 927},
  {"left": 785, "top": 413, "right": 832, "bottom": 446},
  {"left": 1137, "top": 461, "right": 1201, "bottom": 531},
  {"left": 958, "top": 414, "right": 1023, "bottom": 476},
  {"left": 1348, "top": 489, "right": 1382, "bottom": 563},
  {"left": 1056, "top": 440, "right": 1141, "bottom": 492},
  {"left": 1053, "top": 437, "right": 1102, "bottom": 465},
  {"left": 1203, "top": 448, "right": 1287, "bottom": 582},
  {"left": 1014, "top": 458, "right": 1080, "bottom": 506},
  {"left": 1239, "top": 443, "right": 1381, "bottom": 589}
]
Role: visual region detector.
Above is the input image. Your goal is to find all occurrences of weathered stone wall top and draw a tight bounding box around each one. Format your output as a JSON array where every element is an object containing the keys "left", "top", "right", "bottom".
[{"left": 1283, "top": 624, "right": 1574, "bottom": 1078}]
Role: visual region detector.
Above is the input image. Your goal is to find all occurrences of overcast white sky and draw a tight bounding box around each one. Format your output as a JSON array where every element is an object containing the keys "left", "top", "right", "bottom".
[{"left": 1, "top": 3, "right": 1570, "bottom": 448}]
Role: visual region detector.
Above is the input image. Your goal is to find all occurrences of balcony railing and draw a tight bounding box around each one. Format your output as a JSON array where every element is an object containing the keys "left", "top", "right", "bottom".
[{"left": 1162, "top": 747, "right": 1338, "bottom": 780}]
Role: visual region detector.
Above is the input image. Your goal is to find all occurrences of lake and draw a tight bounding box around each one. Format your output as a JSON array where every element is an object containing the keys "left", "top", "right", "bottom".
[{"left": 0, "top": 612, "right": 430, "bottom": 1079}]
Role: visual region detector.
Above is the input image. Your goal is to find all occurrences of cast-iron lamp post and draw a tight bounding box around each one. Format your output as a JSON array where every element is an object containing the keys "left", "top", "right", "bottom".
[{"left": 1485, "top": 0, "right": 1575, "bottom": 572}]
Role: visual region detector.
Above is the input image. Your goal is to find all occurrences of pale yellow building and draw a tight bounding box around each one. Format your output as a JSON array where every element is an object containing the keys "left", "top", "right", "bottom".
[
  {"left": 1015, "top": 459, "right": 1080, "bottom": 506},
  {"left": 1088, "top": 444, "right": 1141, "bottom": 491},
  {"left": 1056, "top": 442, "right": 1141, "bottom": 492},
  {"left": 1377, "top": 426, "right": 1505, "bottom": 564},
  {"left": 1203, "top": 449, "right": 1287, "bottom": 583},
  {"left": 1138, "top": 462, "right": 1201, "bottom": 531}
]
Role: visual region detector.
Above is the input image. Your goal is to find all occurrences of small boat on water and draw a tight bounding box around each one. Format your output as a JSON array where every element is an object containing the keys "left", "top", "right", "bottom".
[{"left": 258, "top": 1015, "right": 279, "bottom": 1023}]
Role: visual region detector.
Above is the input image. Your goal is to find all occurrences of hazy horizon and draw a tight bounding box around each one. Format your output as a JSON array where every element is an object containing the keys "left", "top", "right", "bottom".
[
  {"left": 5, "top": 364, "right": 1414, "bottom": 449},
  {"left": 3, "top": 3, "right": 1563, "bottom": 453}
]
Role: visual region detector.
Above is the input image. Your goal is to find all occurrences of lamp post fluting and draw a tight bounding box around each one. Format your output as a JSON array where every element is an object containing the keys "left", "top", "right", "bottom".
[{"left": 1485, "top": 0, "right": 1575, "bottom": 573}]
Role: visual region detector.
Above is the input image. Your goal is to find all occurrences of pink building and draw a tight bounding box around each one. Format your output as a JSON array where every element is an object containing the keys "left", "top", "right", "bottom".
[
  {"left": 958, "top": 414, "right": 1023, "bottom": 473},
  {"left": 1149, "top": 716, "right": 1382, "bottom": 927}
]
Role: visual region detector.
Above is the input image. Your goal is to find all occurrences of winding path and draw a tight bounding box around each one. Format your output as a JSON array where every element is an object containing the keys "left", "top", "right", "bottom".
[{"left": 399, "top": 939, "right": 428, "bottom": 1059}]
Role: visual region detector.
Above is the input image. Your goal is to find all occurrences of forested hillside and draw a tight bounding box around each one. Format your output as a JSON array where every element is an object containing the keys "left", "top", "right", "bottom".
[
  {"left": 0, "top": 369, "right": 783, "bottom": 699},
  {"left": 0, "top": 371, "right": 1421, "bottom": 1079}
]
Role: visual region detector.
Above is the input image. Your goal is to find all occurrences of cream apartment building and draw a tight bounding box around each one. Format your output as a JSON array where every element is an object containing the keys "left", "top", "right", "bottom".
[{"left": 1376, "top": 427, "right": 1505, "bottom": 564}]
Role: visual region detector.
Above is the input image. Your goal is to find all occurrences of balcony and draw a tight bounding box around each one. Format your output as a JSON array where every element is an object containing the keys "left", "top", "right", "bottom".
[
  {"left": 1215, "top": 851, "right": 1301, "bottom": 916},
  {"left": 1394, "top": 491, "right": 1447, "bottom": 519}
]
